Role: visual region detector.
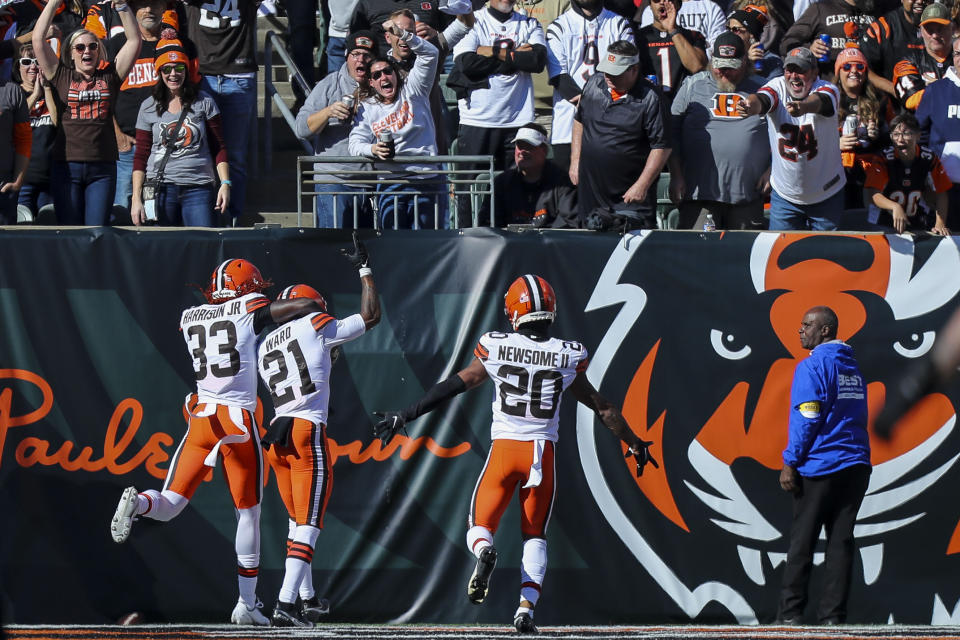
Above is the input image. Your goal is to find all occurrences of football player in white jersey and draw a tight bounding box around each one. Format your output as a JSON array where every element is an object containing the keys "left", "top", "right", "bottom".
[
  {"left": 546, "top": 0, "right": 634, "bottom": 168},
  {"left": 257, "top": 237, "right": 380, "bottom": 627},
  {"left": 110, "top": 257, "right": 326, "bottom": 626},
  {"left": 374, "top": 274, "right": 656, "bottom": 633}
]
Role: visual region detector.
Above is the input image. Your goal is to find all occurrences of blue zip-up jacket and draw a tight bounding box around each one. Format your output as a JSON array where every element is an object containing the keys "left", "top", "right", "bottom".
[{"left": 783, "top": 340, "right": 871, "bottom": 477}]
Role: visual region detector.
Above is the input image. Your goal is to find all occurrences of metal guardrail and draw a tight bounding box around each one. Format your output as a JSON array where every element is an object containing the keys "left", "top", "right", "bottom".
[
  {"left": 297, "top": 155, "right": 497, "bottom": 229},
  {"left": 264, "top": 30, "right": 314, "bottom": 171}
]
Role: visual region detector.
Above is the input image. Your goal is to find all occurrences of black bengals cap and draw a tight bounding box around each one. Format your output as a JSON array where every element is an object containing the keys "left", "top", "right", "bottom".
[
  {"left": 712, "top": 31, "right": 745, "bottom": 69},
  {"left": 346, "top": 30, "right": 380, "bottom": 57}
]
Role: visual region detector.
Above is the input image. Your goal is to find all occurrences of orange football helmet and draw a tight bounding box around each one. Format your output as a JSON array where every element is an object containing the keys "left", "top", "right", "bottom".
[
  {"left": 504, "top": 275, "right": 557, "bottom": 330},
  {"left": 276, "top": 284, "right": 328, "bottom": 312},
  {"left": 205, "top": 259, "right": 270, "bottom": 303}
]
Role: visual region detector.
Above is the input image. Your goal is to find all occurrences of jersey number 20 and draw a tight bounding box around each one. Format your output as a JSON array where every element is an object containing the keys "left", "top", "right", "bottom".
[{"left": 498, "top": 365, "right": 563, "bottom": 419}]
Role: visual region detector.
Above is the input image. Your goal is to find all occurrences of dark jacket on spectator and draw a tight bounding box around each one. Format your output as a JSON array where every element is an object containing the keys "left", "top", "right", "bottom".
[
  {"left": 780, "top": 0, "right": 876, "bottom": 73},
  {"left": 482, "top": 160, "right": 577, "bottom": 227}
]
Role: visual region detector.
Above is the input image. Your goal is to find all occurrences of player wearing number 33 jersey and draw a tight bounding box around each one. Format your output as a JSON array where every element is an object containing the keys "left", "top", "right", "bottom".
[
  {"left": 256, "top": 233, "right": 380, "bottom": 628},
  {"left": 109, "top": 258, "right": 325, "bottom": 627},
  {"left": 372, "top": 274, "right": 657, "bottom": 634}
]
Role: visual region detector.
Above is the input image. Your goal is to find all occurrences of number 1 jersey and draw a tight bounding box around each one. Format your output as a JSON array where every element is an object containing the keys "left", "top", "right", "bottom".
[
  {"left": 474, "top": 331, "right": 588, "bottom": 442},
  {"left": 180, "top": 292, "right": 270, "bottom": 411},
  {"left": 257, "top": 312, "right": 366, "bottom": 425}
]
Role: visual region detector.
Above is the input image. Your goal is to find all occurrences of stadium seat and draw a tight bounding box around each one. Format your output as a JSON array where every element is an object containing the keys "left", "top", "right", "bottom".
[{"left": 655, "top": 172, "right": 678, "bottom": 229}]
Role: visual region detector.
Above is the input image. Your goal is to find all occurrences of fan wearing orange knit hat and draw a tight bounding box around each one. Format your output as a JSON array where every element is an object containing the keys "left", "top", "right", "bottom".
[
  {"left": 154, "top": 37, "right": 200, "bottom": 84},
  {"left": 834, "top": 46, "right": 867, "bottom": 78}
]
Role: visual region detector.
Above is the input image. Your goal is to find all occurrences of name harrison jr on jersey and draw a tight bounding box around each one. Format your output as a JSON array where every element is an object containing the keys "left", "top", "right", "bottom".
[
  {"left": 497, "top": 345, "right": 571, "bottom": 368},
  {"left": 181, "top": 305, "right": 228, "bottom": 323}
]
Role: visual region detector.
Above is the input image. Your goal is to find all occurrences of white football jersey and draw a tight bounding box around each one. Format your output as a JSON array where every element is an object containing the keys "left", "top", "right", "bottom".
[
  {"left": 546, "top": 8, "right": 634, "bottom": 144},
  {"left": 453, "top": 9, "right": 547, "bottom": 128},
  {"left": 758, "top": 77, "right": 846, "bottom": 205},
  {"left": 475, "top": 331, "right": 588, "bottom": 442},
  {"left": 257, "top": 312, "right": 366, "bottom": 425},
  {"left": 180, "top": 292, "right": 270, "bottom": 411}
]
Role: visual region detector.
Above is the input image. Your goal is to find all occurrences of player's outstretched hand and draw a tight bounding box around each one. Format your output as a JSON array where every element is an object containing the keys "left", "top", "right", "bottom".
[
  {"left": 625, "top": 440, "right": 659, "bottom": 477},
  {"left": 374, "top": 410, "right": 407, "bottom": 447},
  {"left": 340, "top": 231, "right": 370, "bottom": 270}
]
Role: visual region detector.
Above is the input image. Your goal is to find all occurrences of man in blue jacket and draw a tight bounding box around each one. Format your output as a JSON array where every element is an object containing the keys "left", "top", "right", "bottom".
[{"left": 777, "top": 306, "right": 871, "bottom": 625}]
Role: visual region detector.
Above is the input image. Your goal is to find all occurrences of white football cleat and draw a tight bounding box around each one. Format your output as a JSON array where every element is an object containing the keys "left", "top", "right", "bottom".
[
  {"left": 110, "top": 487, "right": 139, "bottom": 544},
  {"left": 231, "top": 599, "right": 271, "bottom": 626}
]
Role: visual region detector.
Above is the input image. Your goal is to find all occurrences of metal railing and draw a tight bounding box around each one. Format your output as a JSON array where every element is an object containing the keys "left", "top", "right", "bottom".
[
  {"left": 264, "top": 30, "right": 314, "bottom": 170},
  {"left": 297, "top": 155, "right": 497, "bottom": 229}
]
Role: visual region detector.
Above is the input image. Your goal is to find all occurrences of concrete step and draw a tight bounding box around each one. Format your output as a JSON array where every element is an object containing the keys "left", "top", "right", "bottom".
[{"left": 258, "top": 211, "right": 308, "bottom": 227}]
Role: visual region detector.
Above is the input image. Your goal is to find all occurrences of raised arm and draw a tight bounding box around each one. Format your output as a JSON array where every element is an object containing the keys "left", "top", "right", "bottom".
[
  {"left": 339, "top": 231, "right": 381, "bottom": 330},
  {"left": 32, "top": 0, "right": 62, "bottom": 81},
  {"left": 384, "top": 20, "right": 438, "bottom": 95},
  {"left": 112, "top": 0, "right": 142, "bottom": 79}
]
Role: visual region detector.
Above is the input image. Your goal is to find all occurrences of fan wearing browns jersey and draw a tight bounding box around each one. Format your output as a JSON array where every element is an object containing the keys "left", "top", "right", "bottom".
[
  {"left": 257, "top": 236, "right": 380, "bottom": 628},
  {"left": 109, "top": 257, "right": 326, "bottom": 626},
  {"left": 373, "top": 274, "right": 656, "bottom": 634}
]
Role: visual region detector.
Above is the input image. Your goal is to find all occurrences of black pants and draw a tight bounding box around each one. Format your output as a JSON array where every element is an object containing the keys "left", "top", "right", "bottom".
[
  {"left": 455, "top": 124, "right": 518, "bottom": 228},
  {"left": 778, "top": 463, "right": 871, "bottom": 623}
]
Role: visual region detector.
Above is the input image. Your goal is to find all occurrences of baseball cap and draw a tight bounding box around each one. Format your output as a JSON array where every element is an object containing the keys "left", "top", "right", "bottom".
[
  {"left": 597, "top": 49, "right": 640, "bottom": 75},
  {"left": 512, "top": 126, "right": 548, "bottom": 147},
  {"left": 920, "top": 2, "right": 951, "bottom": 25},
  {"left": 346, "top": 30, "right": 379, "bottom": 56},
  {"left": 784, "top": 47, "right": 817, "bottom": 71},
  {"left": 712, "top": 31, "right": 746, "bottom": 69}
]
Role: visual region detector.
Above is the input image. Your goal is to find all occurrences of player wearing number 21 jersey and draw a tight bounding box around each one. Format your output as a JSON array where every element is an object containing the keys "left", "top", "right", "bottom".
[
  {"left": 110, "top": 258, "right": 325, "bottom": 626},
  {"left": 257, "top": 234, "right": 380, "bottom": 628},
  {"left": 373, "top": 275, "right": 657, "bottom": 634}
]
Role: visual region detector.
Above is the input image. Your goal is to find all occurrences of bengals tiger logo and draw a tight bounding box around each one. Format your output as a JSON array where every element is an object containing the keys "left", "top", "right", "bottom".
[
  {"left": 578, "top": 232, "right": 960, "bottom": 624},
  {"left": 158, "top": 117, "right": 199, "bottom": 158},
  {"left": 712, "top": 92, "right": 746, "bottom": 119}
]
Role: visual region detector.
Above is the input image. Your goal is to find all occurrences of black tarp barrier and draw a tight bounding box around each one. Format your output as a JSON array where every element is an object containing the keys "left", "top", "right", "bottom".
[{"left": 1, "top": 228, "right": 960, "bottom": 626}]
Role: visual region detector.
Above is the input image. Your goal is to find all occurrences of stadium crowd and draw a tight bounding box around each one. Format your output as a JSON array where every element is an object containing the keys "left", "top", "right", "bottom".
[{"left": 0, "top": 0, "right": 959, "bottom": 232}]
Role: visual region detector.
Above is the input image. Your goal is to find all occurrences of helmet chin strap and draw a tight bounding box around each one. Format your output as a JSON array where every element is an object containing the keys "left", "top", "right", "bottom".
[{"left": 517, "top": 320, "right": 552, "bottom": 341}]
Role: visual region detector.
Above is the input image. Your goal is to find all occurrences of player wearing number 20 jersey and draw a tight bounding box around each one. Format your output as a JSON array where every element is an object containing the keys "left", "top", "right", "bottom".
[
  {"left": 110, "top": 258, "right": 325, "bottom": 627},
  {"left": 372, "top": 275, "right": 655, "bottom": 633},
  {"left": 476, "top": 331, "right": 588, "bottom": 441}
]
